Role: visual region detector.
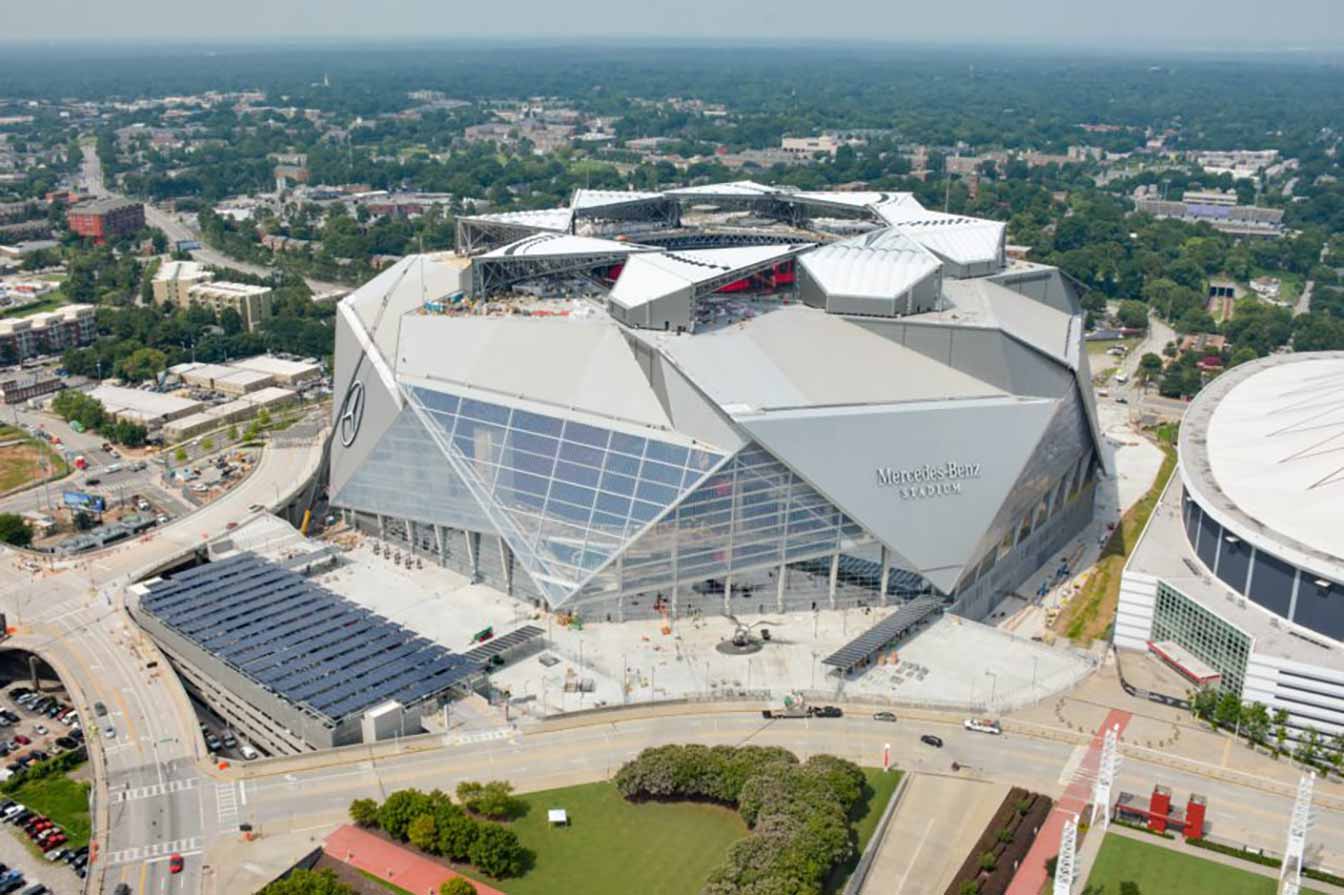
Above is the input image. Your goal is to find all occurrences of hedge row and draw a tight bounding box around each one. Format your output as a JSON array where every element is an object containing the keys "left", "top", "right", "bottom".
[
  {"left": 0, "top": 746, "right": 87, "bottom": 794},
  {"left": 1186, "top": 837, "right": 1344, "bottom": 886},
  {"left": 615, "top": 745, "right": 867, "bottom": 895},
  {"left": 348, "top": 788, "right": 528, "bottom": 879}
]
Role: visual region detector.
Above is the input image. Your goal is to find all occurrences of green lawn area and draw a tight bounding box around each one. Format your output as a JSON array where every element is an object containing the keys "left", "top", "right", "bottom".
[
  {"left": 6, "top": 771, "right": 92, "bottom": 849},
  {"left": 826, "top": 769, "right": 903, "bottom": 893},
  {"left": 0, "top": 290, "right": 70, "bottom": 319},
  {"left": 458, "top": 781, "right": 746, "bottom": 895},
  {"left": 1086, "top": 337, "right": 1138, "bottom": 359},
  {"left": 1085, "top": 834, "right": 1324, "bottom": 895}
]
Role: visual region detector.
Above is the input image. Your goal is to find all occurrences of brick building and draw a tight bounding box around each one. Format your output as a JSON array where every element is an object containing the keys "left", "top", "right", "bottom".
[{"left": 66, "top": 197, "right": 145, "bottom": 245}]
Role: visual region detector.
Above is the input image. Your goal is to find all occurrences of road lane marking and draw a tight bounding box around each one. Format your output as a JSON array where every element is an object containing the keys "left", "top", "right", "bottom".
[
  {"left": 115, "top": 779, "right": 197, "bottom": 802},
  {"left": 105, "top": 837, "right": 202, "bottom": 865}
]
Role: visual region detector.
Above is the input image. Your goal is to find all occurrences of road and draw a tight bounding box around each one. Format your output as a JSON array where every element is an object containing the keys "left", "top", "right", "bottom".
[
  {"left": 1297, "top": 279, "right": 1315, "bottom": 316},
  {"left": 77, "top": 138, "right": 344, "bottom": 297},
  {"left": 0, "top": 425, "right": 327, "bottom": 895}
]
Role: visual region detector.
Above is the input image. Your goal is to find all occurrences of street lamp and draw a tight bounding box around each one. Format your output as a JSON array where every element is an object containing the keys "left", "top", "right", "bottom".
[{"left": 984, "top": 670, "right": 998, "bottom": 711}]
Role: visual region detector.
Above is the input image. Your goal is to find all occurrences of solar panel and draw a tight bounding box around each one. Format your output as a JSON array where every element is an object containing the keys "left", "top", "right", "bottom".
[{"left": 141, "top": 554, "right": 472, "bottom": 725}]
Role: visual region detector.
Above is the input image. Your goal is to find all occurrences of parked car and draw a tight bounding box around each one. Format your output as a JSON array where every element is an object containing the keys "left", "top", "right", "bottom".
[
  {"left": 168, "top": 853, "right": 184, "bottom": 874},
  {"left": 32, "top": 726, "right": 45, "bottom": 737},
  {"left": 810, "top": 705, "right": 843, "bottom": 718},
  {"left": 93, "top": 703, "right": 107, "bottom": 717},
  {"left": 12, "top": 737, "right": 28, "bottom": 747},
  {"left": 920, "top": 734, "right": 944, "bottom": 748}
]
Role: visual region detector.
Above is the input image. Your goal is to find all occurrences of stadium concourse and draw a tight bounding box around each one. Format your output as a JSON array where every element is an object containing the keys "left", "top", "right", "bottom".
[{"left": 329, "top": 182, "right": 1109, "bottom": 641}]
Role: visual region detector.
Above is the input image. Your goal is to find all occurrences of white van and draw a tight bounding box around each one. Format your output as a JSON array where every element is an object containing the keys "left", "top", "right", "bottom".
[{"left": 239, "top": 744, "right": 258, "bottom": 760}]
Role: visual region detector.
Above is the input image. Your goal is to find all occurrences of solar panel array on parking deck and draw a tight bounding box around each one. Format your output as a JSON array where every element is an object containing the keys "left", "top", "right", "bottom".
[
  {"left": 140, "top": 554, "right": 476, "bottom": 724},
  {"left": 821, "top": 596, "right": 945, "bottom": 670},
  {"left": 460, "top": 625, "right": 544, "bottom": 669}
]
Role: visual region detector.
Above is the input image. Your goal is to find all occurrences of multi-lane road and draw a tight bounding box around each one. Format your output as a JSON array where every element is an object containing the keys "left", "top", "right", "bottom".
[{"left": 0, "top": 425, "right": 326, "bottom": 895}]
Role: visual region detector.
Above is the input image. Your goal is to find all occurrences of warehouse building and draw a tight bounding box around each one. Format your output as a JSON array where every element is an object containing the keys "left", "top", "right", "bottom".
[
  {"left": 87, "top": 384, "right": 202, "bottom": 429},
  {"left": 162, "top": 386, "right": 297, "bottom": 442},
  {"left": 230, "top": 354, "right": 323, "bottom": 387},
  {"left": 331, "top": 184, "right": 1105, "bottom": 625},
  {"left": 1118, "top": 352, "right": 1344, "bottom": 740}
]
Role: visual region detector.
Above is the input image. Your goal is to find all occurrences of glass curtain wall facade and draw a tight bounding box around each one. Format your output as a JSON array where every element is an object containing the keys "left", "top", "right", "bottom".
[
  {"left": 1151, "top": 580, "right": 1252, "bottom": 694},
  {"left": 408, "top": 385, "right": 724, "bottom": 604}
]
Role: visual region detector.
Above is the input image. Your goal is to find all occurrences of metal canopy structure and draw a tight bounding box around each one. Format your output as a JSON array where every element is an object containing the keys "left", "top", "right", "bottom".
[
  {"left": 141, "top": 554, "right": 475, "bottom": 725},
  {"left": 821, "top": 596, "right": 944, "bottom": 671},
  {"left": 469, "top": 233, "right": 659, "bottom": 296},
  {"left": 456, "top": 208, "right": 575, "bottom": 254},
  {"left": 460, "top": 624, "right": 545, "bottom": 670}
]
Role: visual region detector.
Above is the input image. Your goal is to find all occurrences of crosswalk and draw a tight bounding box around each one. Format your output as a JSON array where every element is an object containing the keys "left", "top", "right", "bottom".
[
  {"left": 446, "top": 726, "right": 514, "bottom": 747},
  {"left": 215, "top": 782, "right": 239, "bottom": 831},
  {"left": 113, "top": 779, "right": 196, "bottom": 803},
  {"left": 104, "top": 836, "right": 201, "bottom": 866}
]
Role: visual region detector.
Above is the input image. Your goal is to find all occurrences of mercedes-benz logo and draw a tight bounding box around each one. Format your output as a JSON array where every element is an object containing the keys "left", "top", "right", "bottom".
[{"left": 338, "top": 381, "right": 366, "bottom": 448}]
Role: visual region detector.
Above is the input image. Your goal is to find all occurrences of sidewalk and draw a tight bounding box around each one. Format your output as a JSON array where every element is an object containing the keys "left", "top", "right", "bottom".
[{"left": 323, "top": 825, "right": 505, "bottom": 895}]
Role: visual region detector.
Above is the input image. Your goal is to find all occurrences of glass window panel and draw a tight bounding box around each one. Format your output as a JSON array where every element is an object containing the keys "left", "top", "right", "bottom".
[
  {"left": 509, "top": 430, "right": 559, "bottom": 460},
  {"left": 640, "top": 460, "right": 684, "bottom": 488},
  {"left": 635, "top": 481, "right": 678, "bottom": 506},
  {"left": 682, "top": 467, "right": 710, "bottom": 488},
  {"left": 460, "top": 397, "right": 511, "bottom": 426},
  {"left": 500, "top": 470, "right": 550, "bottom": 497},
  {"left": 512, "top": 408, "right": 563, "bottom": 436},
  {"left": 493, "top": 487, "right": 547, "bottom": 512},
  {"left": 644, "top": 441, "right": 689, "bottom": 467},
  {"left": 418, "top": 389, "right": 460, "bottom": 415},
  {"left": 629, "top": 500, "right": 663, "bottom": 523},
  {"left": 603, "top": 452, "right": 641, "bottom": 477},
  {"left": 609, "top": 432, "right": 646, "bottom": 457},
  {"left": 595, "top": 492, "right": 631, "bottom": 516},
  {"left": 454, "top": 435, "right": 503, "bottom": 465},
  {"left": 559, "top": 441, "right": 604, "bottom": 469},
  {"left": 590, "top": 511, "right": 628, "bottom": 531},
  {"left": 555, "top": 460, "right": 601, "bottom": 488},
  {"left": 549, "top": 481, "right": 597, "bottom": 511},
  {"left": 600, "top": 471, "right": 636, "bottom": 496},
  {"left": 689, "top": 449, "right": 720, "bottom": 472},
  {"left": 563, "top": 420, "right": 610, "bottom": 448},
  {"left": 510, "top": 450, "right": 556, "bottom": 478}
]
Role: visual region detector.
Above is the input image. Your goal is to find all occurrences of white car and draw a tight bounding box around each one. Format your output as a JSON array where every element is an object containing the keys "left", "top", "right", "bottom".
[
  {"left": 963, "top": 718, "right": 1002, "bottom": 735},
  {"left": 103, "top": 725, "right": 116, "bottom": 739},
  {"left": 33, "top": 724, "right": 47, "bottom": 736}
]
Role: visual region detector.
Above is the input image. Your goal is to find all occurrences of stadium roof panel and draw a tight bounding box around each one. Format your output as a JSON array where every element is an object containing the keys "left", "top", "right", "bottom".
[
  {"left": 570, "top": 189, "right": 668, "bottom": 210},
  {"left": 665, "top": 180, "right": 780, "bottom": 198},
  {"left": 644, "top": 303, "right": 1005, "bottom": 412},
  {"left": 1187, "top": 352, "right": 1344, "bottom": 580},
  {"left": 609, "top": 244, "right": 807, "bottom": 312},
  {"left": 462, "top": 207, "right": 574, "bottom": 232},
  {"left": 479, "top": 233, "right": 657, "bottom": 260},
  {"left": 799, "top": 228, "right": 942, "bottom": 302},
  {"left": 873, "top": 208, "right": 1006, "bottom": 267}
]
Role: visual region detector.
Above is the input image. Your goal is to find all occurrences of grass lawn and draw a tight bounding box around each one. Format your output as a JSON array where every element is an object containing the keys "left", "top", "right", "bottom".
[
  {"left": 1085, "top": 834, "right": 1324, "bottom": 895},
  {"left": 1086, "top": 338, "right": 1137, "bottom": 360},
  {"left": 0, "top": 290, "right": 70, "bottom": 319},
  {"left": 1056, "top": 427, "right": 1177, "bottom": 644},
  {"left": 7, "top": 772, "right": 92, "bottom": 849},
  {"left": 458, "top": 781, "right": 746, "bottom": 895},
  {"left": 826, "top": 769, "right": 903, "bottom": 893}
]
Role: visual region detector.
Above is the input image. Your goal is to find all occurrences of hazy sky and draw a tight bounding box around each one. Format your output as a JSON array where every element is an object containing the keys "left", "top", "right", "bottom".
[{"left": 4, "top": 0, "right": 1341, "bottom": 48}]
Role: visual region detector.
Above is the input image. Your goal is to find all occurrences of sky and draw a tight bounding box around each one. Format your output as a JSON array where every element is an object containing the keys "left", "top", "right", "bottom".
[{"left": 4, "top": 0, "right": 1341, "bottom": 49}]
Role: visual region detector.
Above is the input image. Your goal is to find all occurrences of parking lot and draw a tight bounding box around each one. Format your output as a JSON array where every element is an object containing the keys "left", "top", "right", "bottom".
[{"left": 0, "top": 679, "right": 91, "bottom": 893}]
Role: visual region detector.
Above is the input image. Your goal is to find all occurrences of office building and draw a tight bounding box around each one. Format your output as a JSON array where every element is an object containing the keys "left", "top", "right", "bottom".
[{"left": 66, "top": 197, "right": 145, "bottom": 245}]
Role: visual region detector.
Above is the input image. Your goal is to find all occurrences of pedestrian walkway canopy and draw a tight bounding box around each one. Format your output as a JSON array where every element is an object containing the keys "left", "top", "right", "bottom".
[{"left": 822, "top": 596, "right": 944, "bottom": 672}]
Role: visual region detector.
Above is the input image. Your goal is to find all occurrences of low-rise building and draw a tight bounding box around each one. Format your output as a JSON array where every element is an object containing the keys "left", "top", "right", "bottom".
[
  {"left": 67, "top": 197, "right": 145, "bottom": 245},
  {"left": 186, "top": 281, "right": 273, "bottom": 332},
  {"left": 87, "top": 384, "right": 202, "bottom": 429},
  {"left": 0, "top": 370, "right": 63, "bottom": 404},
  {"left": 229, "top": 354, "right": 322, "bottom": 387},
  {"left": 152, "top": 260, "right": 213, "bottom": 305},
  {"left": 0, "top": 304, "right": 96, "bottom": 362}
]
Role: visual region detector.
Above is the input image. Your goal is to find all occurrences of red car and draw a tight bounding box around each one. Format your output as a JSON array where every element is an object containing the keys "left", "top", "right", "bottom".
[
  {"left": 168, "top": 853, "right": 184, "bottom": 874},
  {"left": 13, "top": 735, "right": 30, "bottom": 746}
]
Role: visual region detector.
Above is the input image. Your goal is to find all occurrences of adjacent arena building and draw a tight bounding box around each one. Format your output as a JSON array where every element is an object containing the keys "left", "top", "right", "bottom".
[
  {"left": 329, "top": 183, "right": 1107, "bottom": 624},
  {"left": 1119, "top": 351, "right": 1344, "bottom": 738}
]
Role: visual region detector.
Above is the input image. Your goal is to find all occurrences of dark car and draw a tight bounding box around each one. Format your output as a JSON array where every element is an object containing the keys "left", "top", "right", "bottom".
[
  {"left": 920, "top": 734, "right": 944, "bottom": 748},
  {"left": 810, "top": 705, "right": 843, "bottom": 718}
]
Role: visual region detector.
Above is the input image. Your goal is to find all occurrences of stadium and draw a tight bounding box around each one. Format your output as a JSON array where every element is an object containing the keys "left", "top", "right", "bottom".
[
  {"left": 1119, "top": 351, "right": 1344, "bottom": 737},
  {"left": 328, "top": 182, "right": 1107, "bottom": 625}
]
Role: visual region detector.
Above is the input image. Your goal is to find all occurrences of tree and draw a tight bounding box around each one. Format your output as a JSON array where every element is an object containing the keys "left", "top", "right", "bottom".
[
  {"left": 408, "top": 813, "right": 438, "bottom": 853},
  {"left": 436, "top": 808, "right": 479, "bottom": 861},
  {"left": 348, "top": 798, "right": 379, "bottom": 828},
  {"left": 1190, "top": 687, "right": 1218, "bottom": 723},
  {"left": 1242, "top": 702, "right": 1271, "bottom": 749},
  {"left": 1228, "top": 346, "right": 1259, "bottom": 367},
  {"left": 378, "top": 789, "right": 433, "bottom": 841},
  {"left": 457, "top": 780, "right": 521, "bottom": 821},
  {"left": 117, "top": 346, "right": 168, "bottom": 383},
  {"left": 466, "top": 824, "right": 526, "bottom": 878},
  {"left": 174, "top": 447, "right": 188, "bottom": 463},
  {"left": 1214, "top": 690, "right": 1243, "bottom": 732},
  {"left": 0, "top": 514, "right": 33, "bottom": 548},
  {"left": 440, "top": 880, "right": 477, "bottom": 895},
  {"left": 1295, "top": 726, "right": 1323, "bottom": 767},
  {"left": 259, "top": 869, "right": 355, "bottom": 895},
  {"left": 1116, "top": 300, "right": 1148, "bottom": 330},
  {"left": 1273, "top": 708, "right": 1291, "bottom": 756},
  {"left": 1139, "top": 352, "right": 1163, "bottom": 381}
]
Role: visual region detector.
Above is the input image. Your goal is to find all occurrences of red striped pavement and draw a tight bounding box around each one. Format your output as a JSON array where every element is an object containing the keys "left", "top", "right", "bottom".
[
  {"left": 323, "top": 824, "right": 506, "bottom": 895},
  {"left": 1005, "top": 708, "right": 1132, "bottom": 895}
]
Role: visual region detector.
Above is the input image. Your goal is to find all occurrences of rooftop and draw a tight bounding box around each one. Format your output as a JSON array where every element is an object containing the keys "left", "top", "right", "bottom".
[
  {"left": 139, "top": 554, "right": 477, "bottom": 726},
  {"left": 1180, "top": 351, "right": 1344, "bottom": 584},
  {"left": 69, "top": 196, "right": 142, "bottom": 215},
  {"left": 88, "top": 384, "right": 201, "bottom": 418}
]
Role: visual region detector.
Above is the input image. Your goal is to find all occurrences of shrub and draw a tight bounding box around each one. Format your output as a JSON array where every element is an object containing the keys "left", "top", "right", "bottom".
[
  {"left": 457, "top": 780, "right": 522, "bottom": 820},
  {"left": 467, "top": 823, "right": 526, "bottom": 878},
  {"left": 348, "top": 798, "right": 379, "bottom": 828},
  {"left": 378, "top": 789, "right": 433, "bottom": 841},
  {"left": 260, "top": 868, "right": 356, "bottom": 895},
  {"left": 980, "top": 851, "right": 997, "bottom": 871},
  {"left": 440, "top": 880, "right": 477, "bottom": 895},
  {"left": 408, "top": 813, "right": 438, "bottom": 853}
]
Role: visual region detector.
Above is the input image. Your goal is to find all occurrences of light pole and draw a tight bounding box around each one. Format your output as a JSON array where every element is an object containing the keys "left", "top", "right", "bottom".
[{"left": 985, "top": 670, "right": 998, "bottom": 711}]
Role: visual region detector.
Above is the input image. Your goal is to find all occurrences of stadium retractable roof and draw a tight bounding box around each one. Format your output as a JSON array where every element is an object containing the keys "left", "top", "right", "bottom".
[
  {"left": 871, "top": 207, "right": 1006, "bottom": 273},
  {"left": 798, "top": 227, "right": 943, "bottom": 317}
]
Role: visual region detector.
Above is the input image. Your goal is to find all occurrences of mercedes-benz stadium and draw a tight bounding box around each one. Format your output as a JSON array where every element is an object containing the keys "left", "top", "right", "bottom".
[{"left": 328, "top": 182, "right": 1107, "bottom": 623}]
